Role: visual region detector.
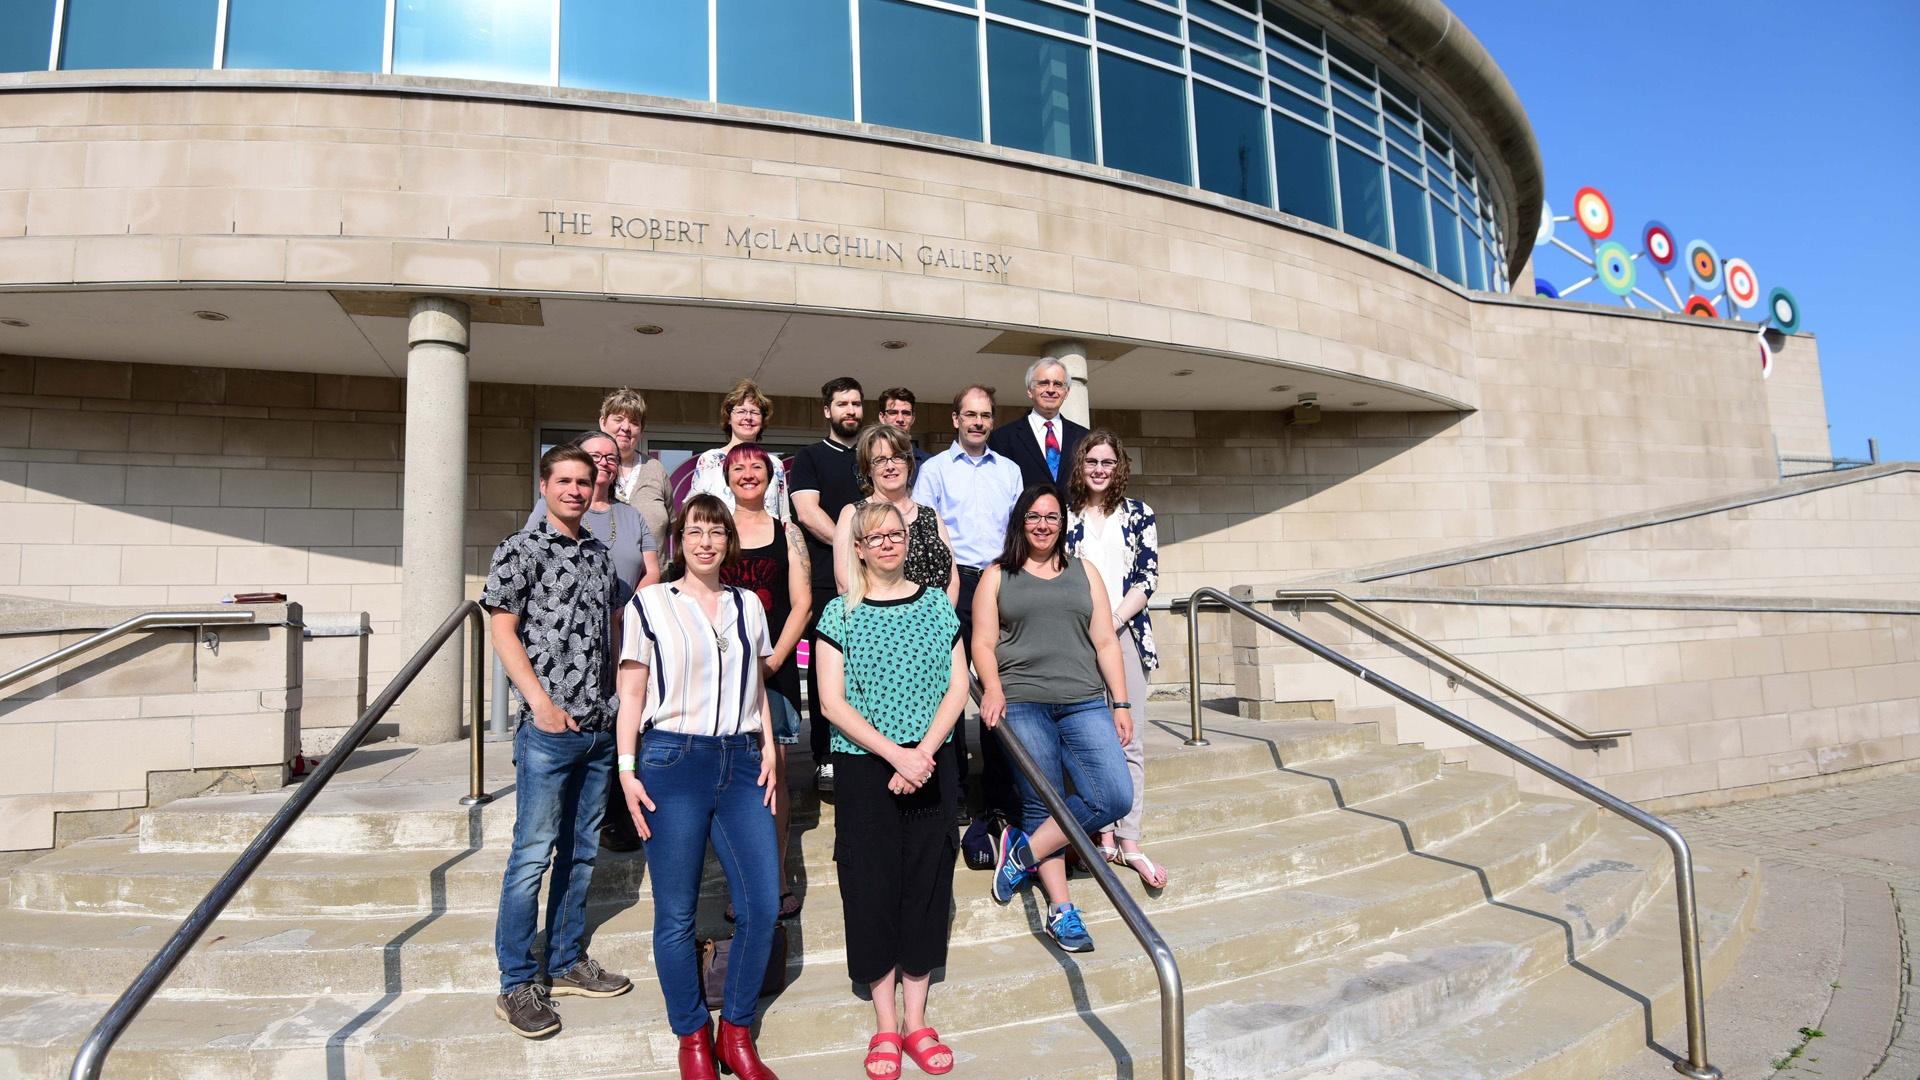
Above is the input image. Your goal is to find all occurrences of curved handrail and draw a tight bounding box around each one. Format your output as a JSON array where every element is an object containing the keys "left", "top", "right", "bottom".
[
  {"left": 994, "top": 721, "right": 1186, "bottom": 1079},
  {"left": 0, "top": 609, "right": 259, "bottom": 691},
  {"left": 1268, "top": 587, "right": 1630, "bottom": 742},
  {"left": 1179, "top": 587, "right": 1720, "bottom": 1080},
  {"left": 69, "top": 602, "right": 488, "bottom": 1080}
]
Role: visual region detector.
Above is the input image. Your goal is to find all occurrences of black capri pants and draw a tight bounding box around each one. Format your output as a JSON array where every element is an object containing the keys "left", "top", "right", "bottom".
[{"left": 832, "top": 741, "right": 960, "bottom": 985}]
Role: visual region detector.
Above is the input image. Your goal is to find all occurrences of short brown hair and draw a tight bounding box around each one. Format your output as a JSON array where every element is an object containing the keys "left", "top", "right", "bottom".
[
  {"left": 952, "top": 384, "right": 996, "bottom": 414},
  {"left": 719, "top": 378, "right": 772, "bottom": 435},
  {"left": 668, "top": 493, "right": 741, "bottom": 575},
  {"left": 854, "top": 424, "right": 914, "bottom": 496},
  {"left": 599, "top": 387, "right": 647, "bottom": 423},
  {"left": 878, "top": 387, "right": 916, "bottom": 410},
  {"left": 539, "top": 444, "right": 595, "bottom": 482},
  {"left": 1067, "top": 429, "right": 1131, "bottom": 515}
]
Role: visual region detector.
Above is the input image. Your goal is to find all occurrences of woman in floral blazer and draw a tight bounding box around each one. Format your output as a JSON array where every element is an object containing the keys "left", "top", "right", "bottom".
[{"left": 1063, "top": 431, "right": 1167, "bottom": 888}]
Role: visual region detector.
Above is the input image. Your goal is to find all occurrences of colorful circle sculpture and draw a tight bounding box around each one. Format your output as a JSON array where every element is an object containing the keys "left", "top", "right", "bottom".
[
  {"left": 1767, "top": 287, "right": 1801, "bottom": 334},
  {"left": 1724, "top": 258, "right": 1760, "bottom": 309},
  {"left": 1573, "top": 187, "right": 1613, "bottom": 240},
  {"left": 1685, "top": 239, "right": 1722, "bottom": 292},
  {"left": 1684, "top": 295, "right": 1719, "bottom": 319},
  {"left": 1641, "top": 220, "right": 1676, "bottom": 269},
  {"left": 1535, "top": 200, "right": 1556, "bottom": 247},
  {"left": 1756, "top": 329, "right": 1774, "bottom": 380},
  {"left": 1534, "top": 278, "right": 1561, "bottom": 299},
  {"left": 1594, "top": 241, "right": 1636, "bottom": 297}
]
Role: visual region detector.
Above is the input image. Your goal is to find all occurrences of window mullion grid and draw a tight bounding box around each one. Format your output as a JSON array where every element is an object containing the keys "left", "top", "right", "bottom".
[
  {"left": 708, "top": 0, "right": 718, "bottom": 101},
  {"left": 977, "top": 5, "right": 992, "bottom": 144},
  {"left": 47, "top": 0, "right": 66, "bottom": 69},
  {"left": 382, "top": 0, "right": 396, "bottom": 74},
  {"left": 212, "top": 0, "right": 230, "bottom": 68},
  {"left": 548, "top": 0, "right": 560, "bottom": 86},
  {"left": 1181, "top": 10, "right": 1200, "bottom": 190},
  {"left": 848, "top": 0, "right": 863, "bottom": 123}
]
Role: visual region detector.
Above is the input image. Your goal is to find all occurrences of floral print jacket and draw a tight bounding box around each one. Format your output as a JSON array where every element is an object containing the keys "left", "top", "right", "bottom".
[{"left": 1065, "top": 497, "right": 1160, "bottom": 671}]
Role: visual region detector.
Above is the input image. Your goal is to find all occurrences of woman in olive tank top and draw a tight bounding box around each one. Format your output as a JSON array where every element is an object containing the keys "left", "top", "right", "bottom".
[{"left": 973, "top": 485, "right": 1135, "bottom": 955}]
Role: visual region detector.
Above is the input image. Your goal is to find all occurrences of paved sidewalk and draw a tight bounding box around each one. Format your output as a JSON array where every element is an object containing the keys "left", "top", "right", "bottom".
[{"left": 1605, "top": 770, "right": 1920, "bottom": 1080}]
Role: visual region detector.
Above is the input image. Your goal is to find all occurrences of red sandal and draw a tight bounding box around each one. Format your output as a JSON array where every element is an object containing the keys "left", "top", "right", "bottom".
[
  {"left": 865, "top": 1031, "right": 904, "bottom": 1080},
  {"left": 902, "top": 1027, "right": 954, "bottom": 1075}
]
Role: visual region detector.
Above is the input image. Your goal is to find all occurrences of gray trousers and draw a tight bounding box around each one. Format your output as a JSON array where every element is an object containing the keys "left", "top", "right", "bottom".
[{"left": 1109, "top": 632, "right": 1151, "bottom": 841}]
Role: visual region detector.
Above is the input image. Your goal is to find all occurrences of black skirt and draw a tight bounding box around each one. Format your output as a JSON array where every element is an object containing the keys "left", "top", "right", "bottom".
[{"left": 831, "top": 741, "right": 960, "bottom": 984}]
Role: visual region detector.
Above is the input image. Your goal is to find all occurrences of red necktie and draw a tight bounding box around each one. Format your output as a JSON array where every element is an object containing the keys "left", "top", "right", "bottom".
[{"left": 1044, "top": 419, "right": 1060, "bottom": 479}]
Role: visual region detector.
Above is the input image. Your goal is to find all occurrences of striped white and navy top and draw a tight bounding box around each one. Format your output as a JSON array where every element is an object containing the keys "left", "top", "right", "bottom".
[{"left": 619, "top": 581, "right": 773, "bottom": 737}]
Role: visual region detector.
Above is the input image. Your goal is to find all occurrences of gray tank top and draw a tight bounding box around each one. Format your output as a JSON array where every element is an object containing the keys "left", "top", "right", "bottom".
[{"left": 994, "top": 557, "right": 1105, "bottom": 705}]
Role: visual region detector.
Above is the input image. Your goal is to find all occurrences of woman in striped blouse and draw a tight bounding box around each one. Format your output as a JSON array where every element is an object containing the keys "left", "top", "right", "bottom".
[{"left": 615, "top": 493, "right": 782, "bottom": 1080}]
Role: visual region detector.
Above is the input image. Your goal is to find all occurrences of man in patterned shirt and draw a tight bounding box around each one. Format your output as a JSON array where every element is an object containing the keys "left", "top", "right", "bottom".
[{"left": 484, "top": 444, "right": 633, "bottom": 1038}]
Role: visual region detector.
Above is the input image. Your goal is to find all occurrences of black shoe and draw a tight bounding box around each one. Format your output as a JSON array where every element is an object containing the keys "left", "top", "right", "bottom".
[
  {"left": 549, "top": 956, "right": 632, "bottom": 998},
  {"left": 599, "top": 825, "right": 641, "bottom": 853},
  {"left": 495, "top": 982, "right": 561, "bottom": 1038}
]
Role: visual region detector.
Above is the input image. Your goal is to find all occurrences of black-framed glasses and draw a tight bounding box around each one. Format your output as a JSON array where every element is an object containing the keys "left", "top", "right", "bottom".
[
  {"left": 861, "top": 530, "right": 908, "bottom": 548},
  {"left": 1023, "top": 512, "right": 1062, "bottom": 525}
]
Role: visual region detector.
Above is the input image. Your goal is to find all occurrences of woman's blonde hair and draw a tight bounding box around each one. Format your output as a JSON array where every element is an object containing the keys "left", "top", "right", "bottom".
[
  {"left": 844, "top": 501, "right": 906, "bottom": 610},
  {"left": 854, "top": 423, "right": 914, "bottom": 496},
  {"left": 719, "top": 378, "right": 772, "bottom": 437}
]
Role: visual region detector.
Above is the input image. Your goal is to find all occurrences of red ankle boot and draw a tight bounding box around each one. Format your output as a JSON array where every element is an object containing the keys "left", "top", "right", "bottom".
[
  {"left": 715, "top": 1018, "right": 779, "bottom": 1080},
  {"left": 677, "top": 1022, "right": 719, "bottom": 1080}
]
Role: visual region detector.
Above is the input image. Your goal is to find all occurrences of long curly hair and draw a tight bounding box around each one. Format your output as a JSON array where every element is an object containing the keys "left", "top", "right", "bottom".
[{"left": 1066, "top": 430, "right": 1131, "bottom": 516}]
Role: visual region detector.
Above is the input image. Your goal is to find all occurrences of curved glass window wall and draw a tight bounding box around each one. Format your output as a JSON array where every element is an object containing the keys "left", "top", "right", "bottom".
[{"left": 8, "top": 0, "right": 1508, "bottom": 290}]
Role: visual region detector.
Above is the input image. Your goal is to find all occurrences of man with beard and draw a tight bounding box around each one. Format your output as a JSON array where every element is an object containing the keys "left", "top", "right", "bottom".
[{"left": 789, "top": 376, "right": 866, "bottom": 791}]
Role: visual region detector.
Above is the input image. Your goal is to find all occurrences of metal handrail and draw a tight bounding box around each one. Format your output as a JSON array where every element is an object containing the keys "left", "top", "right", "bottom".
[
  {"left": 1266, "top": 588, "right": 1629, "bottom": 742},
  {"left": 994, "top": 722, "right": 1185, "bottom": 1079},
  {"left": 0, "top": 609, "right": 259, "bottom": 691},
  {"left": 70, "top": 602, "right": 489, "bottom": 1080},
  {"left": 1178, "top": 587, "right": 1720, "bottom": 1080}
]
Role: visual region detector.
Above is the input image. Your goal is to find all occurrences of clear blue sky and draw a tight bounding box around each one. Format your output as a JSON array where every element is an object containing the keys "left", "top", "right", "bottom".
[{"left": 1452, "top": 0, "right": 1920, "bottom": 462}]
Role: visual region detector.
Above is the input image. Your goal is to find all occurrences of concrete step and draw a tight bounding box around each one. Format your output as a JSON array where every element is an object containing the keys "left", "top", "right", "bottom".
[{"left": 134, "top": 713, "right": 1385, "bottom": 854}]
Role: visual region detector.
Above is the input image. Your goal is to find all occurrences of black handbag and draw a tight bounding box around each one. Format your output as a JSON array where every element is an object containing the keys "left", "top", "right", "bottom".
[{"left": 698, "top": 923, "right": 789, "bottom": 1009}]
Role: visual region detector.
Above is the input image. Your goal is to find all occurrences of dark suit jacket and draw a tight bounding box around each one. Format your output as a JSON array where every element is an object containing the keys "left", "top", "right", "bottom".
[{"left": 988, "top": 412, "right": 1088, "bottom": 501}]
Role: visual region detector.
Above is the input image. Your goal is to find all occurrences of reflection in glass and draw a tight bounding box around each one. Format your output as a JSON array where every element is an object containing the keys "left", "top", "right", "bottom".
[
  {"left": 2, "top": 0, "right": 54, "bottom": 71},
  {"left": 988, "top": 24, "right": 1094, "bottom": 163},
  {"left": 1097, "top": 51, "right": 1189, "bottom": 184},
  {"left": 1389, "top": 171, "right": 1429, "bottom": 267},
  {"left": 393, "top": 0, "right": 550, "bottom": 84},
  {"left": 860, "top": 0, "right": 980, "bottom": 139},
  {"left": 1098, "top": 20, "right": 1181, "bottom": 66},
  {"left": 1431, "top": 197, "right": 1465, "bottom": 284},
  {"left": 1094, "top": 0, "right": 1179, "bottom": 35},
  {"left": 1194, "top": 83, "right": 1267, "bottom": 205},
  {"left": 718, "top": 0, "right": 852, "bottom": 119},
  {"left": 1272, "top": 112, "right": 1335, "bottom": 227},
  {"left": 987, "top": 0, "right": 1087, "bottom": 36},
  {"left": 562, "top": 0, "right": 708, "bottom": 99},
  {"left": 1464, "top": 230, "right": 1489, "bottom": 290},
  {"left": 1336, "top": 143, "right": 1388, "bottom": 247},
  {"left": 59, "top": 0, "right": 217, "bottom": 70},
  {"left": 225, "top": 0, "right": 385, "bottom": 73}
]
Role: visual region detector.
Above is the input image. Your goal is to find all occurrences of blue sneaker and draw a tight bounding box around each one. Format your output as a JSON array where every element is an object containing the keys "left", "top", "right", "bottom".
[
  {"left": 1047, "top": 903, "right": 1094, "bottom": 952},
  {"left": 992, "top": 826, "right": 1034, "bottom": 905}
]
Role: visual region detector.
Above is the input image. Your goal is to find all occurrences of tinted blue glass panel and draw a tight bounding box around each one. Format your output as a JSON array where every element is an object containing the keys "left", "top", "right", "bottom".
[
  {"left": 1190, "top": 0, "right": 1256, "bottom": 39},
  {"left": 1194, "top": 83, "right": 1267, "bottom": 205},
  {"left": 561, "top": 0, "right": 707, "bottom": 99},
  {"left": 1378, "top": 69, "right": 1414, "bottom": 108},
  {"left": 1331, "top": 89, "right": 1376, "bottom": 126},
  {"left": 988, "top": 24, "right": 1095, "bottom": 162},
  {"left": 1326, "top": 36, "right": 1372, "bottom": 77},
  {"left": 1264, "top": 5, "right": 1320, "bottom": 45},
  {"left": 1094, "top": 0, "right": 1178, "bottom": 35},
  {"left": 394, "top": 0, "right": 549, "bottom": 83},
  {"left": 1389, "top": 170, "right": 1429, "bottom": 266},
  {"left": 1387, "top": 145, "right": 1420, "bottom": 175},
  {"left": 1333, "top": 116, "right": 1378, "bottom": 149},
  {"left": 1335, "top": 142, "right": 1387, "bottom": 246},
  {"left": 1431, "top": 197, "right": 1465, "bottom": 284},
  {"left": 1097, "top": 51, "right": 1188, "bottom": 183},
  {"left": 1272, "top": 112, "right": 1335, "bottom": 227},
  {"left": 1271, "top": 88, "right": 1326, "bottom": 125},
  {"left": 1328, "top": 62, "right": 1371, "bottom": 100},
  {"left": 1384, "top": 118, "right": 1418, "bottom": 152},
  {"left": 860, "top": 0, "right": 981, "bottom": 140},
  {"left": 1, "top": 0, "right": 54, "bottom": 71},
  {"left": 1188, "top": 22, "right": 1257, "bottom": 66},
  {"left": 718, "top": 0, "right": 852, "bottom": 119},
  {"left": 60, "top": 0, "right": 217, "bottom": 69},
  {"left": 1267, "top": 34, "right": 1318, "bottom": 71},
  {"left": 1193, "top": 53, "right": 1259, "bottom": 95},
  {"left": 987, "top": 0, "right": 1087, "bottom": 36},
  {"left": 1098, "top": 19, "right": 1181, "bottom": 65},
  {"left": 225, "top": 0, "right": 384, "bottom": 72},
  {"left": 1465, "top": 234, "right": 1488, "bottom": 291},
  {"left": 1270, "top": 60, "right": 1323, "bottom": 100}
]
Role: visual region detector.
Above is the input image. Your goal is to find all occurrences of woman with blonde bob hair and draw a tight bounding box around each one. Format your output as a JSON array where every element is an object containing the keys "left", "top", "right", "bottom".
[
  {"left": 814, "top": 501, "right": 969, "bottom": 1079},
  {"left": 689, "top": 378, "right": 790, "bottom": 519},
  {"left": 832, "top": 424, "right": 957, "bottom": 603}
]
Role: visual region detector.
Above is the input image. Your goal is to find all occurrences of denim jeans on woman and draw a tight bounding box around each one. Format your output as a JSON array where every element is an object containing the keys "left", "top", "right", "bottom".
[
  {"left": 1000, "top": 696, "right": 1132, "bottom": 838},
  {"left": 495, "top": 722, "right": 614, "bottom": 993},
  {"left": 638, "top": 730, "right": 781, "bottom": 1035}
]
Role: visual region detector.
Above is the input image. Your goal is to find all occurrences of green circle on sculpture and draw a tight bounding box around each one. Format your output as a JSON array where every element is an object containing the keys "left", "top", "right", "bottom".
[{"left": 1595, "top": 240, "right": 1636, "bottom": 296}]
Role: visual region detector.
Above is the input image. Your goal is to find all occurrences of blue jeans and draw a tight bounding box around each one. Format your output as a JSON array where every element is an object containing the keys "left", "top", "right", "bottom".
[
  {"left": 1001, "top": 697, "right": 1132, "bottom": 839},
  {"left": 639, "top": 731, "right": 781, "bottom": 1035},
  {"left": 495, "top": 723, "right": 614, "bottom": 993}
]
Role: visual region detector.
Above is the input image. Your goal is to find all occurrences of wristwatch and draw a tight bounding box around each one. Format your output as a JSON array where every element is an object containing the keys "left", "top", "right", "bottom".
[{"left": 1110, "top": 701, "right": 1133, "bottom": 711}]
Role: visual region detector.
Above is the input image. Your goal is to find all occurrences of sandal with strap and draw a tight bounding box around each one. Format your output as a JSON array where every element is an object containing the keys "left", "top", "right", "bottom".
[
  {"left": 1118, "top": 850, "right": 1169, "bottom": 889},
  {"left": 865, "top": 1031, "right": 904, "bottom": 1080},
  {"left": 902, "top": 1027, "right": 954, "bottom": 1075}
]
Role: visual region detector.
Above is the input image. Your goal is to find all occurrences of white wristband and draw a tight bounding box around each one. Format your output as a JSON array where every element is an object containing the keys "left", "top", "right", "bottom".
[{"left": 617, "top": 754, "right": 635, "bottom": 773}]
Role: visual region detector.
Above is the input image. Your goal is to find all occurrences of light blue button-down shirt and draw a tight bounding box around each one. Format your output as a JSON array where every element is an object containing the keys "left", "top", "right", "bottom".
[{"left": 912, "top": 442, "right": 1025, "bottom": 570}]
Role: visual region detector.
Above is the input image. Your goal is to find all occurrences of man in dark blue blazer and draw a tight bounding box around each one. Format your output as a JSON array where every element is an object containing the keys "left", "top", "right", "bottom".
[{"left": 987, "top": 357, "right": 1087, "bottom": 501}]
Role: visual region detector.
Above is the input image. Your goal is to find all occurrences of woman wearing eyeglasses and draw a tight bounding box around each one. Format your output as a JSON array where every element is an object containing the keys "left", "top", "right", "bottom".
[
  {"left": 689, "top": 378, "right": 790, "bottom": 520},
  {"left": 616, "top": 494, "right": 783, "bottom": 1080},
  {"left": 815, "top": 501, "right": 969, "bottom": 1079},
  {"left": 973, "top": 485, "right": 1133, "bottom": 954},
  {"left": 1063, "top": 432, "right": 1166, "bottom": 889},
  {"left": 832, "top": 424, "right": 958, "bottom": 603}
]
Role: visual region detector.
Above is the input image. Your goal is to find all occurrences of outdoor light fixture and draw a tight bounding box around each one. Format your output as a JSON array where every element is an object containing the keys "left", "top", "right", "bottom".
[
  {"left": 0, "top": 318, "right": 27, "bottom": 328},
  {"left": 192, "top": 310, "right": 229, "bottom": 322},
  {"left": 881, "top": 340, "right": 908, "bottom": 350},
  {"left": 1171, "top": 368, "right": 1194, "bottom": 377},
  {"left": 633, "top": 324, "right": 665, "bottom": 335},
  {"left": 1351, "top": 401, "right": 1369, "bottom": 407},
  {"left": 1270, "top": 384, "right": 1291, "bottom": 392}
]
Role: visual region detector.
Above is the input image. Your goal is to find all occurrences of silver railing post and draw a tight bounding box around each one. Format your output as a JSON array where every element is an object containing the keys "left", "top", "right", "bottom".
[
  {"left": 1183, "top": 592, "right": 1209, "bottom": 746},
  {"left": 462, "top": 607, "right": 490, "bottom": 807}
]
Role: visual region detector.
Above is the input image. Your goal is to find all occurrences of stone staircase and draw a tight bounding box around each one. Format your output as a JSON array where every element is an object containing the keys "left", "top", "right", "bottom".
[{"left": 0, "top": 703, "right": 1757, "bottom": 1079}]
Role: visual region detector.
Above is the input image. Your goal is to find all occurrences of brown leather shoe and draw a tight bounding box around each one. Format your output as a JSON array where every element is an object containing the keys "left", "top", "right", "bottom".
[
  {"left": 677, "top": 1022, "right": 718, "bottom": 1080},
  {"left": 715, "top": 1018, "right": 779, "bottom": 1080}
]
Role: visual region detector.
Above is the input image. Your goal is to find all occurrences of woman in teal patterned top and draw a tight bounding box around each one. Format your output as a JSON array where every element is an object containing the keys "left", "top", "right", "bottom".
[{"left": 814, "top": 502, "right": 969, "bottom": 1079}]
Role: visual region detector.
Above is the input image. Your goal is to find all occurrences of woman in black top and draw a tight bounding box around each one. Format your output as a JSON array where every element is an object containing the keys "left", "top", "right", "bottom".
[
  {"left": 721, "top": 443, "right": 812, "bottom": 920},
  {"left": 833, "top": 424, "right": 958, "bottom": 603}
]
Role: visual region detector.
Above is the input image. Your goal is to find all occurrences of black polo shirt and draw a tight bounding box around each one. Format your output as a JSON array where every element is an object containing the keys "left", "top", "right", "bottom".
[{"left": 788, "top": 437, "right": 861, "bottom": 592}]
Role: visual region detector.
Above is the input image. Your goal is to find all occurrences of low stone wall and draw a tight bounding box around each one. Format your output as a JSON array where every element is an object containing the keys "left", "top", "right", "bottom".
[
  {"left": 0, "top": 601, "right": 301, "bottom": 850},
  {"left": 1219, "top": 591, "right": 1920, "bottom": 806}
]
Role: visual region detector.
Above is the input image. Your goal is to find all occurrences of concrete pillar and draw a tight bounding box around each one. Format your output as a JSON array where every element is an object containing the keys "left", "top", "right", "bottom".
[
  {"left": 1047, "top": 339, "right": 1090, "bottom": 428},
  {"left": 399, "top": 296, "right": 471, "bottom": 745}
]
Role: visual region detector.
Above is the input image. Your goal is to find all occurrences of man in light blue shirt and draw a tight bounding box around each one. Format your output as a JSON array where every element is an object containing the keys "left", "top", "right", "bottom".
[{"left": 913, "top": 383, "right": 1025, "bottom": 824}]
